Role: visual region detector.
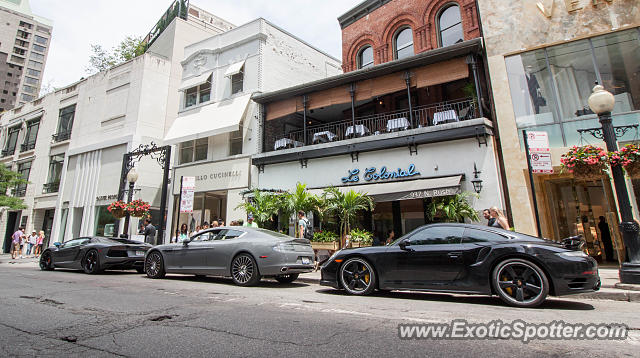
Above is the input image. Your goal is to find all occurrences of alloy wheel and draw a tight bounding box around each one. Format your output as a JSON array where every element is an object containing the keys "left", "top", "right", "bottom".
[
  {"left": 232, "top": 255, "right": 254, "bottom": 284},
  {"left": 340, "top": 258, "right": 376, "bottom": 295},
  {"left": 494, "top": 259, "right": 548, "bottom": 307},
  {"left": 39, "top": 251, "right": 53, "bottom": 271},
  {"left": 145, "top": 252, "right": 165, "bottom": 279}
]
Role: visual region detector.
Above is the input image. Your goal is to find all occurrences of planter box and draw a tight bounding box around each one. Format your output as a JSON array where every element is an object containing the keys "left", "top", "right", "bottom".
[
  {"left": 311, "top": 242, "right": 339, "bottom": 250},
  {"left": 351, "top": 242, "right": 371, "bottom": 248}
]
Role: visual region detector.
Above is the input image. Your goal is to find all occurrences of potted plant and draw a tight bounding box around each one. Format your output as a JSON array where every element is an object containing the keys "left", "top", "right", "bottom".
[
  {"left": 325, "top": 187, "right": 375, "bottom": 249},
  {"left": 127, "top": 199, "right": 150, "bottom": 218},
  {"left": 610, "top": 144, "right": 640, "bottom": 179},
  {"left": 311, "top": 230, "right": 339, "bottom": 250},
  {"left": 427, "top": 192, "right": 479, "bottom": 223},
  {"left": 107, "top": 200, "right": 127, "bottom": 219},
  {"left": 349, "top": 228, "right": 373, "bottom": 247},
  {"left": 560, "top": 145, "right": 608, "bottom": 180}
]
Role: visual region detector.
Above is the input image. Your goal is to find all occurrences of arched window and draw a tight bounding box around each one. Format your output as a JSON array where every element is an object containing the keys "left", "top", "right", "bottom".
[
  {"left": 438, "top": 5, "right": 464, "bottom": 47},
  {"left": 394, "top": 27, "right": 414, "bottom": 60},
  {"left": 358, "top": 46, "right": 374, "bottom": 69}
]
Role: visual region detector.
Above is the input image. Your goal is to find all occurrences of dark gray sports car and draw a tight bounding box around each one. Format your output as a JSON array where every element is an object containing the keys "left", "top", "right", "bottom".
[
  {"left": 39, "top": 237, "right": 152, "bottom": 274},
  {"left": 144, "top": 227, "right": 314, "bottom": 286}
]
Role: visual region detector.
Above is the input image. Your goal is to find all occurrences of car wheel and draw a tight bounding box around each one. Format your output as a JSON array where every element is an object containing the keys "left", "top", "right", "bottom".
[
  {"left": 39, "top": 251, "right": 54, "bottom": 271},
  {"left": 339, "top": 257, "right": 376, "bottom": 295},
  {"left": 82, "top": 250, "right": 102, "bottom": 274},
  {"left": 135, "top": 267, "right": 145, "bottom": 274},
  {"left": 231, "top": 254, "right": 261, "bottom": 286},
  {"left": 492, "top": 258, "right": 549, "bottom": 308},
  {"left": 275, "top": 273, "right": 299, "bottom": 284},
  {"left": 145, "top": 251, "right": 166, "bottom": 279}
]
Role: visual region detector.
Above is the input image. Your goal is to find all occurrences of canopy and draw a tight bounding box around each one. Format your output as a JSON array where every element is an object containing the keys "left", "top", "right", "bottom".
[
  {"left": 178, "top": 71, "right": 212, "bottom": 91},
  {"left": 164, "top": 94, "right": 252, "bottom": 145},
  {"left": 224, "top": 60, "right": 245, "bottom": 77}
]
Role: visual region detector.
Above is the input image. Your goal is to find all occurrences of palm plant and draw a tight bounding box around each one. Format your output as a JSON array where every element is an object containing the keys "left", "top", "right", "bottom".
[
  {"left": 280, "top": 183, "right": 318, "bottom": 236},
  {"left": 235, "top": 189, "right": 280, "bottom": 229},
  {"left": 427, "top": 192, "right": 479, "bottom": 223},
  {"left": 325, "top": 187, "right": 375, "bottom": 248}
]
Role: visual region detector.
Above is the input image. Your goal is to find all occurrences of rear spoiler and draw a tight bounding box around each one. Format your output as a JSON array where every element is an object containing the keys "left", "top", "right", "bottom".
[{"left": 561, "top": 235, "right": 585, "bottom": 251}]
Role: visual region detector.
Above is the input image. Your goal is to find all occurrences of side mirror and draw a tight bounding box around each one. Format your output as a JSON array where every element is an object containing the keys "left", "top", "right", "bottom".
[
  {"left": 53, "top": 242, "right": 61, "bottom": 248},
  {"left": 182, "top": 239, "right": 191, "bottom": 246},
  {"left": 398, "top": 239, "right": 412, "bottom": 251}
]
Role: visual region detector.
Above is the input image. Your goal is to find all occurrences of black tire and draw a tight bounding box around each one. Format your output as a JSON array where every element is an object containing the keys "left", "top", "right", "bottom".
[
  {"left": 135, "top": 267, "right": 145, "bottom": 274},
  {"left": 145, "top": 251, "right": 166, "bottom": 279},
  {"left": 339, "top": 257, "right": 376, "bottom": 295},
  {"left": 275, "top": 273, "right": 299, "bottom": 284},
  {"left": 39, "top": 251, "right": 54, "bottom": 271},
  {"left": 231, "top": 254, "right": 261, "bottom": 286},
  {"left": 82, "top": 250, "right": 102, "bottom": 274},
  {"left": 492, "top": 258, "right": 549, "bottom": 308}
]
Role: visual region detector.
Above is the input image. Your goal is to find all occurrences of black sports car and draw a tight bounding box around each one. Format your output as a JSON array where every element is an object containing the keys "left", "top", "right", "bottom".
[
  {"left": 39, "top": 237, "right": 152, "bottom": 274},
  {"left": 320, "top": 224, "right": 601, "bottom": 307}
]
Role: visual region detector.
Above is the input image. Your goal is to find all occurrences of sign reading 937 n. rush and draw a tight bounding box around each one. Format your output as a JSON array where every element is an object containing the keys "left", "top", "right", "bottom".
[{"left": 341, "top": 164, "right": 421, "bottom": 184}]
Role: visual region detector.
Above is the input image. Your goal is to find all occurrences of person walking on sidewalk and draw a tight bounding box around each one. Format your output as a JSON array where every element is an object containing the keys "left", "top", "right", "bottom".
[
  {"left": 483, "top": 209, "right": 496, "bottom": 227},
  {"left": 489, "top": 207, "right": 509, "bottom": 230},
  {"left": 27, "top": 230, "right": 38, "bottom": 257},
  {"left": 11, "top": 227, "right": 23, "bottom": 259},
  {"left": 35, "top": 231, "right": 45, "bottom": 257}
]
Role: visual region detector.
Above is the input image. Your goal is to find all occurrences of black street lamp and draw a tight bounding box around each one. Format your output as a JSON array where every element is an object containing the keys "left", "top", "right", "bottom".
[
  {"left": 588, "top": 84, "right": 640, "bottom": 284},
  {"left": 121, "top": 167, "right": 139, "bottom": 238}
]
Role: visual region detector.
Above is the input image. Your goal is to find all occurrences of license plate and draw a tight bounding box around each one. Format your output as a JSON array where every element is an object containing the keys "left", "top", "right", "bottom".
[
  {"left": 136, "top": 251, "right": 145, "bottom": 256},
  {"left": 301, "top": 257, "right": 310, "bottom": 264}
]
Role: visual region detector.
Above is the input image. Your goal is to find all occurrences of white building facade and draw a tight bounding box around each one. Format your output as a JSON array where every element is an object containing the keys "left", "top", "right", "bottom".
[{"left": 163, "top": 18, "right": 342, "bottom": 237}]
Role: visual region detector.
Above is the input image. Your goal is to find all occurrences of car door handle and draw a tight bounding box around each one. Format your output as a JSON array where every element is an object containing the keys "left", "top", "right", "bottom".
[{"left": 447, "top": 252, "right": 462, "bottom": 259}]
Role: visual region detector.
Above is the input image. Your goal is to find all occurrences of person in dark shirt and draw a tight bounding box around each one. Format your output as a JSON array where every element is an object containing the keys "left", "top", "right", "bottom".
[
  {"left": 483, "top": 209, "right": 496, "bottom": 227},
  {"left": 143, "top": 218, "right": 157, "bottom": 245},
  {"left": 598, "top": 216, "right": 615, "bottom": 262}
]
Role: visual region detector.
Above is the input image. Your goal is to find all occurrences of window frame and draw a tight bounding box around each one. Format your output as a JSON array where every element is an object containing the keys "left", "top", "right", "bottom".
[
  {"left": 184, "top": 75, "right": 212, "bottom": 108},
  {"left": 179, "top": 137, "right": 208, "bottom": 164},
  {"left": 231, "top": 70, "right": 244, "bottom": 95},
  {"left": 437, "top": 4, "right": 464, "bottom": 48},
  {"left": 357, "top": 45, "right": 374, "bottom": 69},
  {"left": 394, "top": 27, "right": 414, "bottom": 60}
]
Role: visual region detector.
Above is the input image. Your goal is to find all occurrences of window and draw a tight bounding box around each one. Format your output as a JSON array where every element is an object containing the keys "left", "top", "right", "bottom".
[
  {"left": 394, "top": 28, "right": 414, "bottom": 60},
  {"left": 229, "top": 127, "right": 243, "bottom": 155},
  {"left": 60, "top": 238, "right": 90, "bottom": 248},
  {"left": 21, "top": 94, "right": 34, "bottom": 102},
  {"left": 16, "top": 30, "right": 30, "bottom": 39},
  {"left": 22, "top": 85, "right": 35, "bottom": 94},
  {"left": 15, "top": 160, "right": 31, "bottom": 197},
  {"left": 462, "top": 228, "right": 509, "bottom": 243},
  {"left": 30, "top": 52, "right": 44, "bottom": 61},
  {"left": 179, "top": 137, "right": 208, "bottom": 164},
  {"left": 36, "top": 26, "right": 50, "bottom": 34},
  {"left": 44, "top": 154, "right": 64, "bottom": 193},
  {"left": 10, "top": 55, "right": 25, "bottom": 64},
  {"left": 24, "top": 76, "right": 38, "bottom": 85},
  {"left": 358, "top": 46, "right": 374, "bottom": 69},
  {"left": 506, "top": 28, "right": 640, "bottom": 148},
  {"left": 13, "top": 47, "right": 26, "bottom": 56},
  {"left": 231, "top": 72, "right": 243, "bottom": 94},
  {"left": 32, "top": 44, "right": 46, "bottom": 53},
  {"left": 34, "top": 35, "right": 47, "bottom": 45},
  {"left": 15, "top": 39, "right": 28, "bottom": 47},
  {"left": 27, "top": 68, "right": 40, "bottom": 77},
  {"left": 184, "top": 75, "right": 212, "bottom": 108},
  {"left": 407, "top": 227, "right": 464, "bottom": 245},
  {"left": 19, "top": 21, "right": 33, "bottom": 29},
  {"left": 28, "top": 60, "right": 42, "bottom": 69},
  {"left": 21, "top": 119, "right": 39, "bottom": 151},
  {"left": 3, "top": 126, "right": 20, "bottom": 156},
  {"left": 94, "top": 206, "right": 116, "bottom": 236},
  {"left": 438, "top": 5, "right": 464, "bottom": 47},
  {"left": 54, "top": 104, "right": 76, "bottom": 142}
]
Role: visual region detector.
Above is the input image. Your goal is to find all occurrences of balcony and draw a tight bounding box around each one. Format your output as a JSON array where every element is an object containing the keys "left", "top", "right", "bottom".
[
  {"left": 1, "top": 148, "right": 16, "bottom": 157},
  {"left": 52, "top": 130, "right": 71, "bottom": 142},
  {"left": 20, "top": 142, "right": 36, "bottom": 152},
  {"left": 42, "top": 182, "right": 60, "bottom": 194}
]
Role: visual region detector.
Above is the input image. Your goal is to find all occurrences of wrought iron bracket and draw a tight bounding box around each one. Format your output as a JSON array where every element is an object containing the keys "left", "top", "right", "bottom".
[
  {"left": 299, "top": 159, "right": 308, "bottom": 168},
  {"left": 350, "top": 151, "right": 359, "bottom": 162},
  {"left": 577, "top": 124, "right": 639, "bottom": 140},
  {"left": 408, "top": 143, "right": 418, "bottom": 156},
  {"left": 257, "top": 164, "right": 265, "bottom": 174},
  {"left": 475, "top": 128, "right": 488, "bottom": 147}
]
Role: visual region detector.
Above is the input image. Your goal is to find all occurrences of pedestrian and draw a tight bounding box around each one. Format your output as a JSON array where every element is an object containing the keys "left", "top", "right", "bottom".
[
  {"left": 296, "top": 211, "right": 310, "bottom": 239},
  {"left": 27, "top": 230, "right": 38, "bottom": 257},
  {"left": 385, "top": 230, "right": 395, "bottom": 245},
  {"left": 218, "top": 218, "right": 225, "bottom": 227},
  {"left": 202, "top": 222, "right": 209, "bottom": 230},
  {"left": 20, "top": 234, "right": 28, "bottom": 258},
  {"left": 598, "top": 216, "right": 615, "bottom": 262},
  {"left": 142, "top": 218, "right": 157, "bottom": 245},
  {"left": 195, "top": 225, "right": 201, "bottom": 234},
  {"left": 172, "top": 229, "right": 180, "bottom": 243},
  {"left": 178, "top": 223, "right": 189, "bottom": 242},
  {"left": 489, "top": 206, "right": 509, "bottom": 230},
  {"left": 243, "top": 214, "right": 259, "bottom": 228},
  {"left": 35, "top": 231, "right": 45, "bottom": 257},
  {"left": 11, "top": 227, "right": 23, "bottom": 260},
  {"left": 483, "top": 209, "right": 496, "bottom": 227},
  {"left": 211, "top": 221, "right": 219, "bottom": 228}
]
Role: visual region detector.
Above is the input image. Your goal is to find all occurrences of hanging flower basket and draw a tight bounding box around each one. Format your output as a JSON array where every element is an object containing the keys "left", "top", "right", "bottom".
[
  {"left": 560, "top": 145, "right": 608, "bottom": 181},
  {"left": 610, "top": 144, "right": 640, "bottom": 179},
  {"left": 107, "top": 201, "right": 127, "bottom": 219},
  {"left": 127, "top": 199, "right": 150, "bottom": 218}
]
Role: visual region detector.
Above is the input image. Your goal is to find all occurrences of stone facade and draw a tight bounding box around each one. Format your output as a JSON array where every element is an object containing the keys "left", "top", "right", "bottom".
[{"left": 340, "top": 0, "right": 480, "bottom": 72}]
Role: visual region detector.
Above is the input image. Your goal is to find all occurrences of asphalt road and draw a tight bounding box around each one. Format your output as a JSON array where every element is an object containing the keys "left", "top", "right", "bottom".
[{"left": 1, "top": 260, "right": 638, "bottom": 357}]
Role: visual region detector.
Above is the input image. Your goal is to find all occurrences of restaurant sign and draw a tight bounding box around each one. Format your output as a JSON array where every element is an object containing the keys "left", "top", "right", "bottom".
[{"left": 341, "top": 164, "right": 421, "bottom": 184}]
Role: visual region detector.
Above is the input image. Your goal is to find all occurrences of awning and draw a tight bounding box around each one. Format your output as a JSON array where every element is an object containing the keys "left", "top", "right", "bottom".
[
  {"left": 225, "top": 60, "right": 245, "bottom": 77},
  {"left": 310, "top": 175, "right": 463, "bottom": 202},
  {"left": 164, "top": 94, "right": 252, "bottom": 145},
  {"left": 178, "top": 71, "right": 212, "bottom": 91}
]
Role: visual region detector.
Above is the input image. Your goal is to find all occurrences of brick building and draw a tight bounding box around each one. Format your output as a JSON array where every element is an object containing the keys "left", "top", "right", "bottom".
[{"left": 339, "top": 0, "right": 480, "bottom": 72}]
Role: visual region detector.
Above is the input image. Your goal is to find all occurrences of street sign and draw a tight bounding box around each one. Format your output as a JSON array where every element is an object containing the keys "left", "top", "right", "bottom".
[
  {"left": 530, "top": 152, "right": 553, "bottom": 174},
  {"left": 526, "top": 131, "right": 550, "bottom": 152},
  {"left": 180, "top": 176, "right": 195, "bottom": 213}
]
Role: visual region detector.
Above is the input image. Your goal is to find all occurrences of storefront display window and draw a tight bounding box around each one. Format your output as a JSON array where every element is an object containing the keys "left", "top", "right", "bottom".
[
  {"left": 94, "top": 205, "right": 116, "bottom": 237},
  {"left": 507, "top": 28, "right": 640, "bottom": 148}
]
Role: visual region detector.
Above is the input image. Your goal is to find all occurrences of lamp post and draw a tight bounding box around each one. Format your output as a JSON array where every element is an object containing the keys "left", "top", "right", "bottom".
[
  {"left": 588, "top": 85, "right": 640, "bottom": 284},
  {"left": 121, "top": 167, "right": 139, "bottom": 238}
]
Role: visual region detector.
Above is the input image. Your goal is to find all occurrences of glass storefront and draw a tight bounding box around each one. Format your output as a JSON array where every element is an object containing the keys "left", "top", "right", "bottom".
[
  {"left": 173, "top": 191, "right": 227, "bottom": 235},
  {"left": 506, "top": 28, "right": 640, "bottom": 147},
  {"left": 94, "top": 205, "right": 116, "bottom": 237}
]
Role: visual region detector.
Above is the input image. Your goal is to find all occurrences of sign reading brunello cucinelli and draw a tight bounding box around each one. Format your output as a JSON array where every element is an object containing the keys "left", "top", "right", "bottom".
[
  {"left": 173, "top": 158, "right": 250, "bottom": 194},
  {"left": 341, "top": 164, "right": 421, "bottom": 184}
]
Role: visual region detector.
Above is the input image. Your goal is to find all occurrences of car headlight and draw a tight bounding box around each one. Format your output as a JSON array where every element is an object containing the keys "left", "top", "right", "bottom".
[{"left": 556, "top": 250, "right": 588, "bottom": 258}]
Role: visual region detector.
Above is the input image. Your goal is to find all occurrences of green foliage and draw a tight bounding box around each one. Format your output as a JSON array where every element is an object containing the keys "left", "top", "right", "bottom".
[
  {"left": 0, "top": 166, "right": 27, "bottom": 209},
  {"left": 280, "top": 183, "right": 318, "bottom": 236},
  {"left": 86, "top": 36, "right": 145, "bottom": 74},
  {"left": 427, "top": 192, "right": 479, "bottom": 223},
  {"left": 312, "top": 230, "right": 338, "bottom": 243},
  {"left": 349, "top": 228, "right": 373, "bottom": 245},
  {"left": 235, "top": 190, "right": 280, "bottom": 229},
  {"left": 325, "top": 187, "right": 375, "bottom": 246}
]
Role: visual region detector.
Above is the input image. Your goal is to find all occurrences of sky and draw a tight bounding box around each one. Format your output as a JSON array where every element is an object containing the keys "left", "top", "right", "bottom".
[{"left": 29, "top": 0, "right": 364, "bottom": 89}]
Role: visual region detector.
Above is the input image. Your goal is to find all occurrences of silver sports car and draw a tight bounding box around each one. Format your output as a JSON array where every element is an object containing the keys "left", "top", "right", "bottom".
[{"left": 144, "top": 227, "right": 315, "bottom": 286}]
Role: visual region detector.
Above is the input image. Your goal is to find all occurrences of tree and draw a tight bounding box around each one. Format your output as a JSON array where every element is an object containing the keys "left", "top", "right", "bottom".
[
  {"left": 235, "top": 189, "right": 280, "bottom": 229},
  {"left": 280, "top": 183, "right": 319, "bottom": 237},
  {"left": 86, "top": 36, "right": 146, "bottom": 74},
  {"left": 0, "top": 166, "right": 27, "bottom": 209},
  {"left": 325, "top": 187, "right": 374, "bottom": 248},
  {"left": 427, "top": 192, "right": 479, "bottom": 223}
]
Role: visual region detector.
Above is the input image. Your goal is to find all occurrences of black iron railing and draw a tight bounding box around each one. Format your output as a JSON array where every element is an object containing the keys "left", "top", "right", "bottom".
[
  {"left": 42, "top": 182, "right": 59, "bottom": 194},
  {"left": 52, "top": 131, "right": 71, "bottom": 142},
  {"left": 20, "top": 142, "right": 35, "bottom": 152},
  {"left": 1, "top": 148, "right": 15, "bottom": 157},
  {"left": 270, "top": 98, "right": 477, "bottom": 151}
]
